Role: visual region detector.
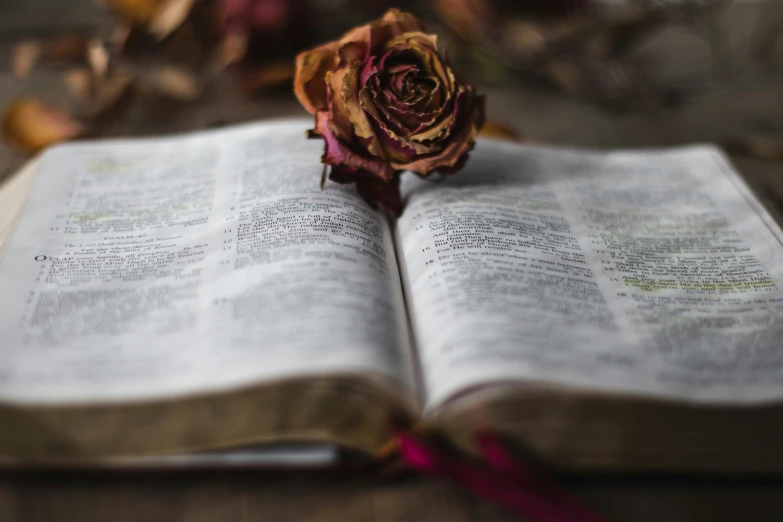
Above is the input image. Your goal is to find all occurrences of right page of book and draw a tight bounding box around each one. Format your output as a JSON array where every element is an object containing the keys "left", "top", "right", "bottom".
[{"left": 396, "top": 141, "right": 783, "bottom": 408}]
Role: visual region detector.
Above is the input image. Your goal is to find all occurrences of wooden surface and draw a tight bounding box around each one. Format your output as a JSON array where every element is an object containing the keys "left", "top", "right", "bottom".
[
  {"left": 2, "top": 2, "right": 783, "bottom": 521},
  {"left": 4, "top": 471, "right": 783, "bottom": 522}
]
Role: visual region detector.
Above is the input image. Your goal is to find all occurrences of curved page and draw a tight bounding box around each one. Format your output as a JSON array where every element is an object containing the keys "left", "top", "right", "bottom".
[
  {"left": 0, "top": 120, "right": 414, "bottom": 405},
  {"left": 397, "top": 141, "right": 783, "bottom": 408}
]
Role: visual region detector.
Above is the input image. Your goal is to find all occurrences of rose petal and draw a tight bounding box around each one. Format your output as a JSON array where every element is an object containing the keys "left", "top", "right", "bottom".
[
  {"left": 323, "top": 70, "right": 358, "bottom": 146},
  {"left": 360, "top": 89, "right": 435, "bottom": 158},
  {"left": 359, "top": 55, "right": 378, "bottom": 87},
  {"left": 328, "top": 65, "right": 388, "bottom": 162},
  {"left": 338, "top": 41, "right": 366, "bottom": 66},
  {"left": 394, "top": 95, "right": 484, "bottom": 175},
  {"left": 373, "top": 123, "right": 423, "bottom": 161},
  {"left": 373, "top": 85, "right": 447, "bottom": 138},
  {"left": 328, "top": 66, "right": 366, "bottom": 139},
  {"left": 366, "top": 10, "right": 425, "bottom": 54},
  {"left": 383, "top": 34, "right": 454, "bottom": 95},
  {"left": 367, "top": 61, "right": 450, "bottom": 138},
  {"left": 380, "top": 9, "right": 424, "bottom": 33},
  {"left": 385, "top": 33, "right": 440, "bottom": 57},
  {"left": 335, "top": 8, "right": 424, "bottom": 64},
  {"left": 294, "top": 42, "right": 340, "bottom": 115},
  {"left": 313, "top": 111, "right": 395, "bottom": 182},
  {"left": 329, "top": 167, "right": 402, "bottom": 216},
  {"left": 373, "top": 85, "right": 456, "bottom": 146}
]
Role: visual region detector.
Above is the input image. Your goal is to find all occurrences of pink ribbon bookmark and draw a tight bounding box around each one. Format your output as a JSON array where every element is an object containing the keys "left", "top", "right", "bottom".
[{"left": 395, "top": 429, "right": 606, "bottom": 522}]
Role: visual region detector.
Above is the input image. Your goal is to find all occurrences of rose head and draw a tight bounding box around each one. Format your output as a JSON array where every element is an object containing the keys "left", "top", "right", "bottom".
[{"left": 294, "top": 9, "right": 484, "bottom": 215}]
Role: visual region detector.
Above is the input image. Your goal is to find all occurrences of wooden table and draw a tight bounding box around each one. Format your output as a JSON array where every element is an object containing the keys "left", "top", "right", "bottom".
[{"left": 2, "top": 2, "right": 783, "bottom": 520}]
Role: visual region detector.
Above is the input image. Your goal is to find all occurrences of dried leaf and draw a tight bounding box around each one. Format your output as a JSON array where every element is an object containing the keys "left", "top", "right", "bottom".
[
  {"left": 10, "top": 41, "right": 42, "bottom": 79},
  {"left": 209, "top": 30, "right": 248, "bottom": 75},
  {"left": 87, "top": 68, "right": 135, "bottom": 117},
  {"left": 724, "top": 136, "right": 783, "bottom": 161},
  {"left": 500, "top": 20, "right": 547, "bottom": 61},
  {"left": 110, "top": 23, "right": 133, "bottom": 50},
  {"left": 103, "top": 0, "right": 159, "bottom": 24},
  {"left": 542, "top": 59, "right": 583, "bottom": 93},
  {"left": 591, "top": 12, "right": 670, "bottom": 60},
  {"left": 2, "top": 98, "right": 84, "bottom": 154},
  {"left": 43, "top": 34, "right": 91, "bottom": 62},
  {"left": 140, "top": 65, "right": 201, "bottom": 100},
  {"left": 11, "top": 34, "right": 96, "bottom": 79},
  {"left": 242, "top": 62, "right": 295, "bottom": 93},
  {"left": 87, "top": 39, "right": 109, "bottom": 78},
  {"left": 63, "top": 68, "right": 93, "bottom": 101},
  {"left": 478, "top": 121, "right": 529, "bottom": 142},
  {"left": 148, "top": 0, "right": 196, "bottom": 40}
]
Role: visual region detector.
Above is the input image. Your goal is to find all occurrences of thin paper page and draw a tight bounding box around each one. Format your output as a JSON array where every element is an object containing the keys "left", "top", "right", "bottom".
[
  {"left": 397, "top": 141, "right": 783, "bottom": 408},
  {"left": 0, "top": 120, "right": 413, "bottom": 404}
]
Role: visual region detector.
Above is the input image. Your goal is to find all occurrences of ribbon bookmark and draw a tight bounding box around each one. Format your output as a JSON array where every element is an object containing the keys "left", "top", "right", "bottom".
[{"left": 395, "top": 429, "right": 606, "bottom": 522}]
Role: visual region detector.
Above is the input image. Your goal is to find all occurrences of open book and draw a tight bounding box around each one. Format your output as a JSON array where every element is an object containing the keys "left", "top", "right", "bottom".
[{"left": 3, "top": 119, "right": 783, "bottom": 472}]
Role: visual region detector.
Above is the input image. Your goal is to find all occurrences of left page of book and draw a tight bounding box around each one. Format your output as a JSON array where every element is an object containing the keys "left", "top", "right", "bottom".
[{"left": 0, "top": 120, "right": 415, "bottom": 405}]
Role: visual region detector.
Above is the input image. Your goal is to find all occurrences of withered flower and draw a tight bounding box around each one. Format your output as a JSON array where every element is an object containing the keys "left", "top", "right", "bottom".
[{"left": 294, "top": 9, "right": 484, "bottom": 215}]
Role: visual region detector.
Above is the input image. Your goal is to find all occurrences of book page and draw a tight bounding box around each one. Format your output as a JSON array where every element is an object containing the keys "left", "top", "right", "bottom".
[
  {"left": 0, "top": 120, "right": 414, "bottom": 404},
  {"left": 397, "top": 141, "right": 783, "bottom": 408},
  {"left": 1, "top": 445, "right": 338, "bottom": 469}
]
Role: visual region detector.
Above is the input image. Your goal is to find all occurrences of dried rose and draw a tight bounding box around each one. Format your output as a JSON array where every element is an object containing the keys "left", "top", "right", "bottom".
[{"left": 293, "top": 9, "right": 484, "bottom": 215}]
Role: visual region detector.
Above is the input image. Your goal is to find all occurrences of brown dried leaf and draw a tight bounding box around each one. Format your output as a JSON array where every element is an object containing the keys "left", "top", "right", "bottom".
[
  {"left": 478, "top": 121, "right": 529, "bottom": 142},
  {"left": 110, "top": 23, "right": 133, "bottom": 50},
  {"left": 500, "top": 20, "right": 547, "bottom": 61},
  {"left": 209, "top": 30, "right": 248, "bottom": 75},
  {"left": 148, "top": 0, "right": 196, "bottom": 40},
  {"left": 63, "top": 68, "right": 93, "bottom": 101},
  {"left": 87, "top": 68, "right": 135, "bottom": 117},
  {"left": 103, "top": 0, "right": 159, "bottom": 24},
  {"left": 2, "top": 98, "right": 84, "bottom": 154},
  {"left": 10, "top": 41, "right": 42, "bottom": 79},
  {"left": 87, "top": 39, "right": 109, "bottom": 78},
  {"left": 434, "top": 0, "right": 491, "bottom": 42},
  {"left": 140, "top": 65, "right": 201, "bottom": 100},
  {"left": 43, "top": 34, "right": 91, "bottom": 63},
  {"left": 542, "top": 59, "right": 583, "bottom": 93},
  {"left": 242, "top": 62, "right": 295, "bottom": 93},
  {"left": 724, "top": 136, "right": 783, "bottom": 161}
]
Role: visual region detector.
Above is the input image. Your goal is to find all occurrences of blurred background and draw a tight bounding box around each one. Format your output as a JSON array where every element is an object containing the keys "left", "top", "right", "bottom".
[{"left": 1, "top": 0, "right": 782, "bottom": 191}]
